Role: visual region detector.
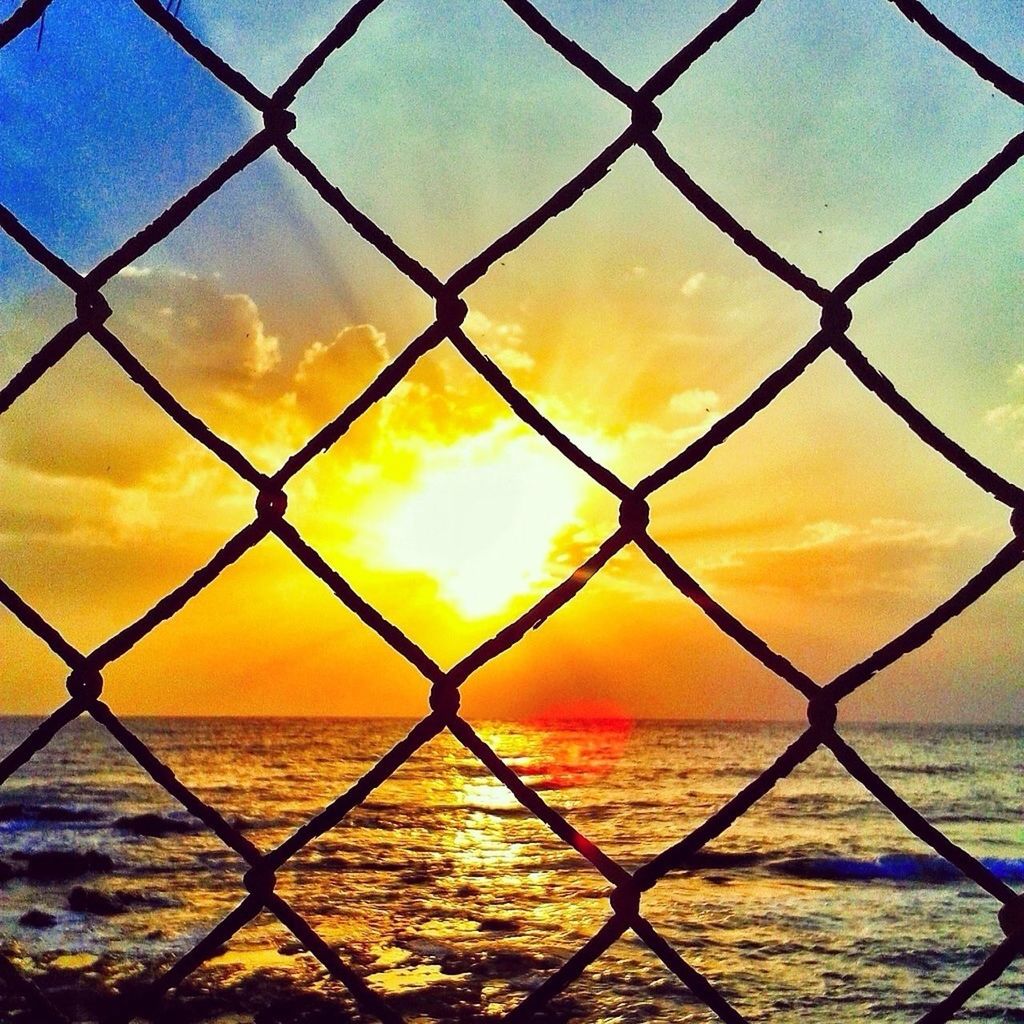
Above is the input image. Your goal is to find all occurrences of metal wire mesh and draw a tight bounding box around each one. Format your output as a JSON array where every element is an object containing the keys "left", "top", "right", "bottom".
[{"left": 1, "top": 0, "right": 1022, "bottom": 1021}]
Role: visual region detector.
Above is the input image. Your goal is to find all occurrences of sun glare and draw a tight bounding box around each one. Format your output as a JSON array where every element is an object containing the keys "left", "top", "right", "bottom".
[{"left": 366, "top": 421, "right": 588, "bottom": 619}]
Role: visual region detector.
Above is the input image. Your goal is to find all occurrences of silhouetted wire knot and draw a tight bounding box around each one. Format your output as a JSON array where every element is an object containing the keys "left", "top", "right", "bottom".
[
  {"left": 75, "top": 290, "right": 113, "bottom": 330},
  {"left": 262, "top": 105, "right": 297, "bottom": 137},
  {"left": 66, "top": 666, "right": 104, "bottom": 702},
  {"left": 806, "top": 693, "right": 838, "bottom": 736},
  {"left": 255, "top": 488, "right": 289, "bottom": 520},
  {"left": 429, "top": 682, "right": 462, "bottom": 718},
  {"left": 618, "top": 494, "right": 651, "bottom": 537},
  {"left": 629, "top": 96, "right": 663, "bottom": 135},
  {"left": 435, "top": 292, "right": 469, "bottom": 333},
  {"left": 609, "top": 882, "right": 641, "bottom": 923},
  {"left": 818, "top": 299, "right": 853, "bottom": 336},
  {"left": 243, "top": 863, "right": 278, "bottom": 901}
]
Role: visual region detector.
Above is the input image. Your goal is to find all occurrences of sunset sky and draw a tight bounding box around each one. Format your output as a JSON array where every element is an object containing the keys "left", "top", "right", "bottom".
[{"left": 0, "top": 0, "right": 1021, "bottom": 722}]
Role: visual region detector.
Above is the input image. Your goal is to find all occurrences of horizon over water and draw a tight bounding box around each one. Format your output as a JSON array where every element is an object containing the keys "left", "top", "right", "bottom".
[
  {"left": 4, "top": 714, "right": 1022, "bottom": 725},
  {"left": 0, "top": 716, "right": 1020, "bottom": 1023}
]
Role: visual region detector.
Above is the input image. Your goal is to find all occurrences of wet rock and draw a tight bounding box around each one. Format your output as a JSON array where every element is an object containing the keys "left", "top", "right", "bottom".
[
  {"left": 440, "top": 954, "right": 474, "bottom": 976},
  {"left": 18, "top": 909, "right": 57, "bottom": 928},
  {"left": 113, "top": 888, "right": 177, "bottom": 909},
  {"left": 386, "top": 980, "right": 484, "bottom": 1021},
  {"left": 277, "top": 940, "right": 306, "bottom": 955},
  {"left": 48, "top": 952, "right": 102, "bottom": 973},
  {"left": 68, "top": 886, "right": 126, "bottom": 916},
  {"left": 441, "top": 949, "right": 560, "bottom": 979},
  {"left": 478, "top": 916, "right": 518, "bottom": 932},
  {"left": 680, "top": 850, "right": 763, "bottom": 869},
  {"left": 113, "top": 813, "right": 198, "bottom": 837},
  {"left": 151, "top": 970, "right": 365, "bottom": 1024},
  {"left": 13, "top": 850, "right": 114, "bottom": 881}
]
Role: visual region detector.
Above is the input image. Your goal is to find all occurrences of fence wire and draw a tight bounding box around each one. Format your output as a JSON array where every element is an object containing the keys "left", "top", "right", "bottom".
[{"left": 0, "top": 0, "right": 1022, "bottom": 1021}]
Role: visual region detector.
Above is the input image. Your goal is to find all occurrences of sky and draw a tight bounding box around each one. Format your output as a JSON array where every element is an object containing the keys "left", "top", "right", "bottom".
[{"left": 0, "top": 0, "right": 1022, "bottom": 722}]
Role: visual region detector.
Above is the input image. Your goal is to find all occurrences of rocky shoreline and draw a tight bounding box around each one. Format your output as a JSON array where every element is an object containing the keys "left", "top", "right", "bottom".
[
  {"left": 0, "top": 839, "right": 593, "bottom": 1023},
  {"left": 1, "top": 938, "right": 597, "bottom": 1024}
]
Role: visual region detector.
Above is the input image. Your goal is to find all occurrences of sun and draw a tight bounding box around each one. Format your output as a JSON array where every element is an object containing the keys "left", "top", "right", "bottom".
[{"left": 364, "top": 420, "right": 590, "bottom": 619}]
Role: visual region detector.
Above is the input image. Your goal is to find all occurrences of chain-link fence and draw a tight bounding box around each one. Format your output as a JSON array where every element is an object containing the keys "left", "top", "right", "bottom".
[{"left": 1, "top": 0, "right": 1022, "bottom": 1021}]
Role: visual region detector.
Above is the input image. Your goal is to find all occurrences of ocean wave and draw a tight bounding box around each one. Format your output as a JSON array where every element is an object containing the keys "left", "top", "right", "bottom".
[
  {"left": 0, "top": 803, "right": 103, "bottom": 824},
  {"left": 926, "top": 811, "right": 1020, "bottom": 826},
  {"left": 770, "top": 853, "right": 1024, "bottom": 883},
  {"left": 8, "top": 849, "right": 115, "bottom": 881}
]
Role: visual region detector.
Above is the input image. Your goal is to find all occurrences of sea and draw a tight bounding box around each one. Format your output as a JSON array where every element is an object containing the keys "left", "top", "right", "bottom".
[{"left": 0, "top": 717, "right": 1020, "bottom": 1023}]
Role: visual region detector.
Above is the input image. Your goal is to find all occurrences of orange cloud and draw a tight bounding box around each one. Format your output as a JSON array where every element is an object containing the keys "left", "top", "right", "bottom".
[{"left": 698, "top": 518, "right": 997, "bottom": 598}]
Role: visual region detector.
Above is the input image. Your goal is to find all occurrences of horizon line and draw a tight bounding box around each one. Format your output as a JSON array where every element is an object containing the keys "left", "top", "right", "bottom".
[{"left": 0, "top": 713, "right": 1020, "bottom": 728}]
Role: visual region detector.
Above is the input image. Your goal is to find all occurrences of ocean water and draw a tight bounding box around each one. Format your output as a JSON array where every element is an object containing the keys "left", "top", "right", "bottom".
[{"left": 0, "top": 717, "right": 1020, "bottom": 1023}]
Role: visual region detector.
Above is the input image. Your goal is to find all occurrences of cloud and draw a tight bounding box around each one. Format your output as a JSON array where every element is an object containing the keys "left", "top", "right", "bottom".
[
  {"left": 0, "top": 269, "right": 731, "bottom": 580},
  {"left": 985, "top": 362, "right": 1024, "bottom": 446},
  {"left": 0, "top": 269, "right": 297, "bottom": 488},
  {"left": 239, "top": 295, "right": 282, "bottom": 378},
  {"left": 291, "top": 324, "right": 390, "bottom": 424},
  {"left": 680, "top": 271, "right": 707, "bottom": 297},
  {"left": 669, "top": 388, "right": 720, "bottom": 420},
  {"left": 0, "top": 428, "right": 251, "bottom": 557},
  {"left": 3, "top": 267, "right": 603, "bottom": 574},
  {"left": 698, "top": 517, "right": 991, "bottom": 597},
  {"left": 0, "top": 340, "right": 196, "bottom": 486},
  {"left": 986, "top": 403, "right": 1024, "bottom": 430},
  {"left": 2, "top": 273, "right": 553, "bottom": 495},
  {"left": 0, "top": 270, "right": 409, "bottom": 553},
  {"left": 463, "top": 309, "right": 535, "bottom": 373},
  {"left": 106, "top": 269, "right": 282, "bottom": 394}
]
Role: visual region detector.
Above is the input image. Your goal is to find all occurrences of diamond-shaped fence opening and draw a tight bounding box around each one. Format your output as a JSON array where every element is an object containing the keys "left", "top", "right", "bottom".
[{"left": 0, "top": 1, "right": 1022, "bottom": 1022}]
